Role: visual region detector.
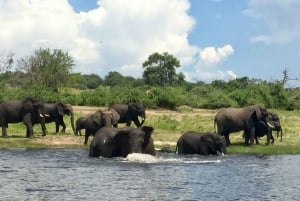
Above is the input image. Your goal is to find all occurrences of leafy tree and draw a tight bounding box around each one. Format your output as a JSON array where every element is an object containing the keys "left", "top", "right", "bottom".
[
  {"left": 142, "top": 52, "right": 181, "bottom": 86},
  {"left": 17, "top": 48, "right": 74, "bottom": 89},
  {"left": 104, "top": 71, "right": 125, "bottom": 87}
]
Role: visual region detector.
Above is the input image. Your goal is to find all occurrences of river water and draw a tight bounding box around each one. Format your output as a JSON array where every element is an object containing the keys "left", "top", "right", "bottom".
[{"left": 0, "top": 149, "right": 299, "bottom": 201}]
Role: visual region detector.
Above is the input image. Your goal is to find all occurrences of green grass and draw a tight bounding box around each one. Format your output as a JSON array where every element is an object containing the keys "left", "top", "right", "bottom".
[{"left": 1, "top": 107, "right": 300, "bottom": 155}]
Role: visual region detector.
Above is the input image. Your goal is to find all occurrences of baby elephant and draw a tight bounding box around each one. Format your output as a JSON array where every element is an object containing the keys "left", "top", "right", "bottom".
[
  {"left": 75, "top": 117, "right": 86, "bottom": 136},
  {"left": 176, "top": 131, "right": 227, "bottom": 156}
]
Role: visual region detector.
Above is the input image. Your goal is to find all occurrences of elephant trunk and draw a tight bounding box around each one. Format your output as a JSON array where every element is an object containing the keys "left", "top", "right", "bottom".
[
  {"left": 140, "top": 112, "right": 146, "bottom": 126},
  {"left": 70, "top": 111, "right": 75, "bottom": 135}
]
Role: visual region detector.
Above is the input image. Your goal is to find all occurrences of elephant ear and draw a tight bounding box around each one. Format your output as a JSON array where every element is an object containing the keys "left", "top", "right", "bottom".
[
  {"left": 114, "top": 130, "right": 131, "bottom": 157},
  {"left": 141, "top": 126, "right": 154, "bottom": 148},
  {"left": 109, "top": 108, "right": 120, "bottom": 125},
  {"left": 92, "top": 110, "right": 103, "bottom": 125},
  {"left": 57, "top": 103, "right": 65, "bottom": 116},
  {"left": 250, "top": 110, "right": 259, "bottom": 123}
]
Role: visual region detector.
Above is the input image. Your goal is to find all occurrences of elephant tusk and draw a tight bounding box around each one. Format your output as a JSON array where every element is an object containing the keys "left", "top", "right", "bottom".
[
  {"left": 267, "top": 122, "right": 275, "bottom": 129},
  {"left": 40, "top": 113, "right": 50, "bottom": 117}
]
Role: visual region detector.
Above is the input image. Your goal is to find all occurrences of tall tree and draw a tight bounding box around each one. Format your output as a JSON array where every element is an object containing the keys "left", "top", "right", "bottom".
[
  {"left": 18, "top": 48, "right": 74, "bottom": 89},
  {"left": 0, "top": 52, "right": 14, "bottom": 72},
  {"left": 142, "top": 52, "right": 181, "bottom": 86}
]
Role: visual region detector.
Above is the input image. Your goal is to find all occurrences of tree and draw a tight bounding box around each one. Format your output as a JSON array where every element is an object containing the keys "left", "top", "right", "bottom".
[
  {"left": 18, "top": 48, "right": 74, "bottom": 89},
  {"left": 104, "top": 71, "right": 125, "bottom": 86},
  {"left": 0, "top": 52, "right": 14, "bottom": 72},
  {"left": 142, "top": 52, "right": 181, "bottom": 86}
]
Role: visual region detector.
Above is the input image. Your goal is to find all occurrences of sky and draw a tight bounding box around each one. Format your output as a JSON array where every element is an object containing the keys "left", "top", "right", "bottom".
[{"left": 1, "top": 0, "right": 300, "bottom": 87}]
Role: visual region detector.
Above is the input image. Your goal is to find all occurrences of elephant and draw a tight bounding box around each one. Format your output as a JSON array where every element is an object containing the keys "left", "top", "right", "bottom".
[
  {"left": 214, "top": 105, "right": 273, "bottom": 146},
  {"left": 253, "top": 111, "right": 282, "bottom": 144},
  {"left": 84, "top": 108, "right": 120, "bottom": 144},
  {"left": 0, "top": 97, "right": 47, "bottom": 138},
  {"left": 254, "top": 121, "right": 275, "bottom": 144},
  {"left": 75, "top": 117, "right": 86, "bottom": 136},
  {"left": 176, "top": 131, "right": 227, "bottom": 155},
  {"left": 89, "top": 126, "right": 155, "bottom": 158},
  {"left": 268, "top": 112, "right": 283, "bottom": 142},
  {"left": 34, "top": 102, "right": 75, "bottom": 134},
  {"left": 109, "top": 103, "right": 146, "bottom": 128}
]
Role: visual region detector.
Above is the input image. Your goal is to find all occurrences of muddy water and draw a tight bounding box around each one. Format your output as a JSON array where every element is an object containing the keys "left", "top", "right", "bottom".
[{"left": 0, "top": 149, "right": 299, "bottom": 200}]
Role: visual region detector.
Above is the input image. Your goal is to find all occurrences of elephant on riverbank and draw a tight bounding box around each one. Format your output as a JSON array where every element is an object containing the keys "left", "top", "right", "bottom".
[
  {"left": 75, "top": 117, "right": 86, "bottom": 136},
  {"left": 268, "top": 112, "right": 283, "bottom": 142},
  {"left": 176, "top": 131, "right": 227, "bottom": 155},
  {"left": 84, "top": 108, "right": 120, "bottom": 144},
  {"left": 89, "top": 126, "right": 155, "bottom": 158},
  {"left": 34, "top": 102, "right": 75, "bottom": 134},
  {"left": 0, "top": 97, "right": 47, "bottom": 138},
  {"left": 109, "top": 103, "right": 145, "bottom": 127},
  {"left": 214, "top": 105, "right": 272, "bottom": 146},
  {"left": 253, "top": 111, "right": 282, "bottom": 144}
]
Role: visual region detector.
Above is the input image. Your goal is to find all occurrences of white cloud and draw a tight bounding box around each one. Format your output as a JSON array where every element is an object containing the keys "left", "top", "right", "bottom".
[
  {"left": 184, "top": 45, "right": 235, "bottom": 83},
  {"left": 244, "top": 0, "right": 300, "bottom": 44},
  {"left": 0, "top": 0, "right": 235, "bottom": 82}
]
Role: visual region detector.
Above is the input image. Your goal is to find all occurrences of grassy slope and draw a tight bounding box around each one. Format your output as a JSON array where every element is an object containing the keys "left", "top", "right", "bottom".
[{"left": 0, "top": 106, "right": 299, "bottom": 154}]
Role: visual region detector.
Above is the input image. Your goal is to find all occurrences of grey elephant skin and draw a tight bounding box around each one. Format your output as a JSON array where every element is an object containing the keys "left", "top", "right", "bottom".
[
  {"left": 75, "top": 117, "right": 86, "bottom": 136},
  {"left": 84, "top": 109, "right": 120, "bottom": 144},
  {"left": 34, "top": 102, "right": 75, "bottom": 134},
  {"left": 214, "top": 105, "right": 270, "bottom": 146},
  {"left": 109, "top": 103, "right": 146, "bottom": 127},
  {"left": 176, "top": 131, "right": 227, "bottom": 155},
  {"left": 89, "top": 126, "right": 155, "bottom": 158},
  {"left": 254, "top": 111, "right": 282, "bottom": 144},
  {"left": 0, "top": 97, "right": 47, "bottom": 138}
]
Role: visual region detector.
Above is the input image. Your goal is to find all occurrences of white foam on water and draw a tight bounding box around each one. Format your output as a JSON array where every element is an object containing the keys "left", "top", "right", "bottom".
[{"left": 125, "top": 153, "right": 160, "bottom": 163}]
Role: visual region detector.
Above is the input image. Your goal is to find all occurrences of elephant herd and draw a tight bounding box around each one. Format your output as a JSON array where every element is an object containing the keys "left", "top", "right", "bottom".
[
  {"left": 0, "top": 97, "right": 282, "bottom": 158},
  {"left": 0, "top": 97, "right": 75, "bottom": 138}
]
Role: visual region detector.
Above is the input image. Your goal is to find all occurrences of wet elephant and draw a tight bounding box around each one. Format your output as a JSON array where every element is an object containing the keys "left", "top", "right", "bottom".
[
  {"left": 176, "top": 131, "right": 227, "bottom": 155},
  {"left": 89, "top": 126, "right": 155, "bottom": 158},
  {"left": 214, "top": 105, "right": 272, "bottom": 146},
  {"left": 84, "top": 108, "right": 120, "bottom": 144},
  {"left": 109, "top": 103, "right": 145, "bottom": 127},
  {"left": 0, "top": 97, "right": 47, "bottom": 138}
]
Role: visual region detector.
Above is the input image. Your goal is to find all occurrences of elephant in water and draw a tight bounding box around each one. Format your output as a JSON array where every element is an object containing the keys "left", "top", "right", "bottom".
[
  {"left": 89, "top": 126, "right": 155, "bottom": 158},
  {"left": 176, "top": 131, "right": 227, "bottom": 156},
  {"left": 214, "top": 105, "right": 273, "bottom": 146},
  {"left": 109, "top": 103, "right": 146, "bottom": 127},
  {"left": 0, "top": 97, "right": 47, "bottom": 138}
]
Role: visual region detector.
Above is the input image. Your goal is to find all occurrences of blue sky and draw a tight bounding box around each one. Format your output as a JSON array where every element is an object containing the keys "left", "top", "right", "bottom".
[{"left": 1, "top": 0, "right": 300, "bottom": 87}]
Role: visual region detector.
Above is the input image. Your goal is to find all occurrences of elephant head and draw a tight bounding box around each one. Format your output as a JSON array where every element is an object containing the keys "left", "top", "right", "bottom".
[
  {"left": 114, "top": 126, "right": 154, "bottom": 157},
  {"left": 200, "top": 133, "right": 227, "bottom": 155},
  {"left": 89, "top": 126, "right": 155, "bottom": 157},
  {"left": 56, "top": 103, "right": 75, "bottom": 134},
  {"left": 128, "top": 103, "right": 146, "bottom": 126},
  {"left": 23, "top": 97, "right": 48, "bottom": 137},
  {"left": 102, "top": 108, "right": 120, "bottom": 128}
]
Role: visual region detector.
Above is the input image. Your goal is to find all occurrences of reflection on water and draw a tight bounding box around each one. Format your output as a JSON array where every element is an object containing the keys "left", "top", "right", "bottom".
[{"left": 0, "top": 149, "right": 299, "bottom": 201}]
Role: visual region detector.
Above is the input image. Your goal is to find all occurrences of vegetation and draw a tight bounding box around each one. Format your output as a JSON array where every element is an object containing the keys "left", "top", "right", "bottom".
[{"left": 0, "top": 48, "right": 300, "bottom": 154}]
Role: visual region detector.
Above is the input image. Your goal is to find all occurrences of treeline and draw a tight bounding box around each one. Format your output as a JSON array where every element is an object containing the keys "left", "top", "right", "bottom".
[
  {"left": 1, "top": 71, "right": 300, "bottom": 110},
  {"left": 1, "top": 48, "right": 299, "bottom": 110}
]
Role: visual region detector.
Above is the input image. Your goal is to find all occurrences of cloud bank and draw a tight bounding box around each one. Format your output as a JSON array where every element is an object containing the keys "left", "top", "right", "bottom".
[{"left": 0, "top": 0, "right": 235, "bottom": 82}]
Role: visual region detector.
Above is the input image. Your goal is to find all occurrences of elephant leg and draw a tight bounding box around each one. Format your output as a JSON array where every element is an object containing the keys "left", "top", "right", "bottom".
[
  {"left": 255, "top": 136, "right": 260, "bottom": 144},
  {"left": 84, "top": 130, "right": 90, "bottom": 145},
  {"left": 2, "top": 126, "right": 8, "bottom": 137},
  {"left": 224, "top": 133, "right": 231, "bottom": 146},
  {"left": 132, "top": 118, "right": 141, "bottom": 127},
  {"left": 126, "top": 121, "right": 132, "bottom": 127},
  {"left": 60, "top": 121, "right": 66, "bottom": 133}
]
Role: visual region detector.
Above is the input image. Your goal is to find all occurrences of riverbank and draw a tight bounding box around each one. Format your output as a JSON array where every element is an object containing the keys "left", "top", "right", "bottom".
[{"left": 0, "top": 106, "right": 300, "bottom": 154}]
